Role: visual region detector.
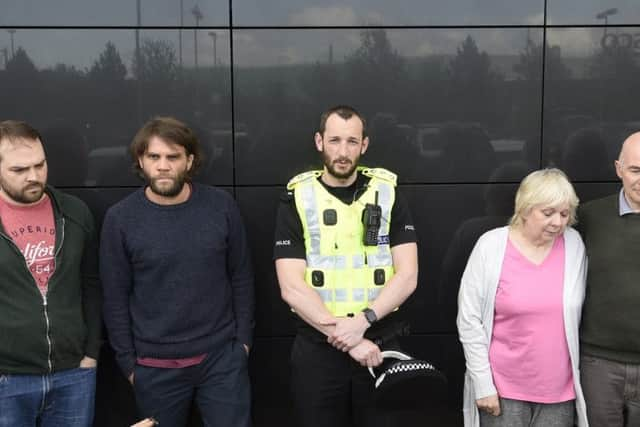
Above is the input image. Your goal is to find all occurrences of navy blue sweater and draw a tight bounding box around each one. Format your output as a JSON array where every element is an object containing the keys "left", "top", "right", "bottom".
[{"left": 100, "top": 183, "right": 254, "bottom": 376}]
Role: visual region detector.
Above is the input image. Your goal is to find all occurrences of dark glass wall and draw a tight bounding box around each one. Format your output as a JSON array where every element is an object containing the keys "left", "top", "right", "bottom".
[{"left": 2, "top": 1, "right": 639, "bottom": 425}]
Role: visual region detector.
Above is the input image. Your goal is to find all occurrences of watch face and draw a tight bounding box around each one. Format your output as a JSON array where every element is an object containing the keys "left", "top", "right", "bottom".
[{"left": 364, "top": 308, "right": 377, "bottom": 324}]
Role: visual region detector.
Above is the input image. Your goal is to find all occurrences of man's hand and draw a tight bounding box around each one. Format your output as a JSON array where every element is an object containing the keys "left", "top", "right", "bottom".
[
  {"left": 79, "top": 356, "right": 97, "bottom": 368},
  {"left": 476, "top": 394, "right": 501, "bottom": 417},
  {"left": 327, "top": 314, "right": 369, "bottom": 351},
  {"left": 243, "top": 344, "right": 250, "bottom": 355},
  {"left": 348, "top": 339, "right": 382, "bottom": 367},
  {"left": 128, "top": 372, "right": 134, "bottom": 385}
]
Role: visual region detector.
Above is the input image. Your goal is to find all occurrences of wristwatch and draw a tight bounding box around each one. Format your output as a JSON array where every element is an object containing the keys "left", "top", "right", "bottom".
[{"left": 362, "top": 308, "right": 378, "bottom": 325}]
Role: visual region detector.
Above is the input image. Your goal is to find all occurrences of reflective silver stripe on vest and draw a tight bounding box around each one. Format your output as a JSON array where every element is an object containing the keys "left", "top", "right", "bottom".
[
  {"left": 300, "top": 183, "right": 321, "bottom": 255},
  {"left": 368, "top": 287, "right": 383, "bottom": 301},
  {"left": 307, "top": 254, "right": 347, "bottom": 269},
  {"left": 368, "top": 180, "right": 393, "bottom": 267},
  {"left": 352, "top": 288, "right": 365, "bottom": 302},
  {"left": 367, "top": 252, "right": 393, "bottom": 268},
  {"left": 314, "top": 288, "right": 374, "bottom": 303},
  {"left": 377, "top": 181, "right": 393, "bottom": 235},
  {"left": 301, "top": 182, "right": 350, "bottom": 270},
  {"left": 334, "top": 289, "right": 349, "bottom": 302},
  {"left": 352, "top": 254, "right": 365, "bottom": 268},
  {"left": 314, "top": 288, "right": 332, "bottom": 302}
]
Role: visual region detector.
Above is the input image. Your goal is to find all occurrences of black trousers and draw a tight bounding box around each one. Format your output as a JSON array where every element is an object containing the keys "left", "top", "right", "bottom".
[
  {"left": 290, "top": 333, "right": 398, "bottom": 427},
  {"left": 133, "top": 341, "right": 251, "bottom": 427}
]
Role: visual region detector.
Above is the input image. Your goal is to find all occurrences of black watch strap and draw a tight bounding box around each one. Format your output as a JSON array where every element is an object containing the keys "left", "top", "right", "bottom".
[{"left": 362, "top": 308, "right": 378, "bottom": 325}]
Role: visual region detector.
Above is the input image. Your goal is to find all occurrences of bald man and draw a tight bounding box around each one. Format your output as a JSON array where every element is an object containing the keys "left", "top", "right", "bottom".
[{"left": 577, "top": 132, "right": 640, "bottom": 427}]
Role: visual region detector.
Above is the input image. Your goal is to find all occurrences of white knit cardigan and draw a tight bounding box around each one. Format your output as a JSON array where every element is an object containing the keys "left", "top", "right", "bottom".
[{"left": 456, "top": 226, "right": 588, "bottom": 427}]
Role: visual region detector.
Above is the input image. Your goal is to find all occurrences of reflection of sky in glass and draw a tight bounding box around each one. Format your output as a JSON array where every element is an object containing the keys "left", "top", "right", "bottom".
[
  {"left": 547, "top": 27, "right": 640, "bottom": 78},
  {"left": 0, "top": 29, "right": 230, "bottom": 71},
  {"left": 5, "top": 0, "right": 639, "bottom": 27},
  {"left": 233, "top": 28, "right": 543, "bottom": 70},
  {"left": 233, "top": 0, "right": 544, "bottom": 26},
  {"left": 548, "top": 0, "right": 640, "bottom": 25},
  {"left": 2, "top": 26, "right": 620, "bottom": 71},
  {"left": 1, "top": 1, "right": 638, "bottom": 70},
  {"left": 0, "top": 0, "right": 228, "bottom": 26}
]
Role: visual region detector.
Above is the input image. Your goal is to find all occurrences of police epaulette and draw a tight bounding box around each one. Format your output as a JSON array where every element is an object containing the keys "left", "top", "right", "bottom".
[
  {"left": 361, "top": 168, "right": 397, "bottom": 186},
  {"left": 286, "top": 170, "right": 322, "bottom": 190}
]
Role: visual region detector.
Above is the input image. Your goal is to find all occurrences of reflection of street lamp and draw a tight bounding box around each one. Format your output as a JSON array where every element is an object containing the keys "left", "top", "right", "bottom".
[
  {"left": 596, "top": 8, "right": 618, "bottom": 35},
  {"left": 208, "top": 31, "right": 217, "bottom": 67},
  {"left": 191, "top": 4, "right": 203, "bottom": 68},
  {"left": 1, "top": 47, "right": 8, "bottom": 68},
  {"left": 179, "top": 0, "right": 183, "bottom": 68},
  {"left": 7, "top": 29, "right": 16, "bottom": 58},
  {"left": 135, "top": 0, "right": 141, "bottom": 75},
  {"left": 595, "top": 8, "right": 617, "bottom": 126},
  {"left": 135, "top": 0, "right": 142, "bottom": 122}
]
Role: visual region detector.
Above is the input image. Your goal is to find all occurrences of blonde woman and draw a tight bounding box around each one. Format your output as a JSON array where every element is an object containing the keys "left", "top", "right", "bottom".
[{"left": 457, "top": 168, "right": 588, "bottom": 427}]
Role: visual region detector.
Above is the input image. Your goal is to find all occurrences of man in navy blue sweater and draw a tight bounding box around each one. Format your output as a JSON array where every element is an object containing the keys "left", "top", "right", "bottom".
[{"left": 100, "top": 117, "right": 254, "bottom": 426}]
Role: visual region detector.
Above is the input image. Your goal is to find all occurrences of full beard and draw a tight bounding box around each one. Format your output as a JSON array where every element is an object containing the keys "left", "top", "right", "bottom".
[
  {"left": 145, "top": 173, "right": 187, "bottom": 198},
  {"left": 322, "top": 152, "right": 359, "bottom": 180},
  {"left": 1, "top": 182, "right": 45, "bottom": 204}
]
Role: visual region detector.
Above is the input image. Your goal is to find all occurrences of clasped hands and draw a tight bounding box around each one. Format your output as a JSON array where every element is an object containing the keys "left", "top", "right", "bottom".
[{"left": 321, "top": 315, "right": 382, "bottom": 367}]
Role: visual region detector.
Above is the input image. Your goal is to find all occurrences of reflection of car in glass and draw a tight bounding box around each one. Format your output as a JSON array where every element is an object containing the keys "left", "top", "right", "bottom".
[
  {"left": 414, "top": 122, "right": 489, "bottom": 155},
  {"left": 589, "top": 120, "right": 640, "bottom": 167},
  {"left": 85, "top": 145, "right": 132, "bottom": 186},
  {"left": 196, "top": 122, "right": 247, "bottom": 183},
  {"left": 413, "top": 122, "right": 499, "bottom": 181},
  {"left": 414, "top": 124, "right": 444, "bottom": 159}
]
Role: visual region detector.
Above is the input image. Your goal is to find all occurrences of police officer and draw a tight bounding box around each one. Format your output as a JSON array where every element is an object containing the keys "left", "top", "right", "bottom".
[{"left": 274, "top": 105, "right": 418, "bottom": 427}]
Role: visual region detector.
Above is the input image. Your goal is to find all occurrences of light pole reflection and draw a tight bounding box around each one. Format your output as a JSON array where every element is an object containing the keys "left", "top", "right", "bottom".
[
  {"left": 208, "top": 31, "right": 217, "bottom": 67},
  {"left": 596, "top": 8, "right": 618, "bottom": 36},
  {"left": 191, "top": 4, "right": 202, "bottom": 68},
  {"left": 7, "top": 29, "right": 16, "bottom": 58},
  {"left": 1, "top": 47, "right": 8, "bottom": 68},
  {"left": 179, "top": 0, "right": 184, "bottom": 68}
]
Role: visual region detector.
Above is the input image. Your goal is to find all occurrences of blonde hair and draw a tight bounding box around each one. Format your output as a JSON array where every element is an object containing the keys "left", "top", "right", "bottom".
[{"left": 509, "top": 168, "right": 579, "bottom": 227}]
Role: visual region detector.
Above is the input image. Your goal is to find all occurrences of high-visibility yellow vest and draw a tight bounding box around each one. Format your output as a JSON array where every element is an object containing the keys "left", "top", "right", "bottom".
[{"left": 287, "top": 167, "right": 396, "bottom": 316}]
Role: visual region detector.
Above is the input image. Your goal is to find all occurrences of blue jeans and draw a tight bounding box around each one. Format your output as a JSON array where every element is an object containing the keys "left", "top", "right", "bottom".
[
  {"left": 0, "top": 367, "right": 96, "bottom": 427},
  {"left": 133, "top": 340, "right": 251, "bottom": 427}
]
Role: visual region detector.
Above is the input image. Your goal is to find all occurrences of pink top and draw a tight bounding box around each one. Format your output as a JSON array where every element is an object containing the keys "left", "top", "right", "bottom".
[
  {"left": 0, "top": 195, "right": 56, "bottom": 297},
  {"left": 489, "top": 235, "right": 575, "bottom": 403}
]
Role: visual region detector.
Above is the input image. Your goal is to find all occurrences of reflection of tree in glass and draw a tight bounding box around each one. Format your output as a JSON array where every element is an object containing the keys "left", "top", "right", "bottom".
[
  {"left": 588, "top": 41, "right": 640, "bottom": 81},
  {"left": 89, "top": 42, "right": 127, "bottom": 82},
  {"left": 131, "top": 38, "right": 179, "bottom": 119},
  {"left": 348, "top": 29, "right": 403, "bottom": 71},
  {"left": 133, "top": 38, "right": 178, "bottom": 83},
  {"left": 449, "top": 35, "right": 500, "bottom": 84},
  {"left": 342, "top": 29, "right": 417, "bottom": 174},
  {"left": 1, "top": 47, "right": 40, "bottom": 120},
  {"left": 512, "top": 39, "right": 570, "bottom": 169},
  {"left": 305, "top": 62, "right": 339, "bottom": 113},
  {"left": 447, "top": 35, "right": 502, "bottom": 123},
  {"left": 344, "top": 29, "right": 405, "bottom": 112},
  {"left": 6, "top": 47, "right": 37, "bottom": 76},
  {"left": 86, "top": 42, "right": 134, "bottom": 151},
  {"left": 587, "top": 33, "right": 640, "bottom": 123},
  {"left": 513, "top": 39, "right": 570, "bottom": 81}
]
